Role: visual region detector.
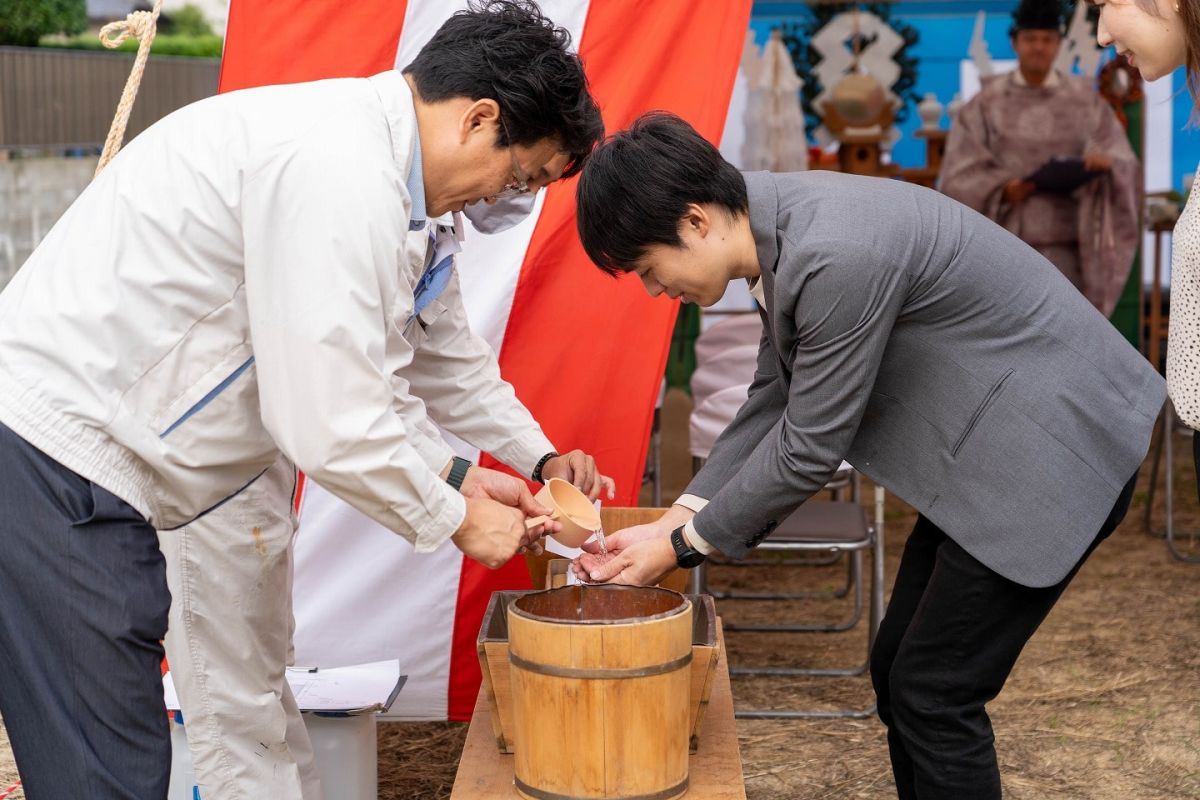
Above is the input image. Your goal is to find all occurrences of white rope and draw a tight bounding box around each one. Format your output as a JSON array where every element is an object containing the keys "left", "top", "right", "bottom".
[{"left": 93, "top": 0, "right": 164, "bottom": 177}]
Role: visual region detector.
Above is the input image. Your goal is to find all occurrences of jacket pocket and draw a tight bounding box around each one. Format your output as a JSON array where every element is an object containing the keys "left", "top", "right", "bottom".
[
  {"left": 401, "top": 298, "right": 448, "bottom": 350},
  {"left": 952, "top": 369, "right": 1014, "bottom": 458},
  {"left": 158, "top": 353, "right": 256, "bottom": 438}
]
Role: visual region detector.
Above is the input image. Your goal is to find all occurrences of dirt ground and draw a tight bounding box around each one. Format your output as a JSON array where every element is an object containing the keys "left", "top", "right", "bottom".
[{"left": 1, "top": 389, "right": 1198, "bottom": 798}]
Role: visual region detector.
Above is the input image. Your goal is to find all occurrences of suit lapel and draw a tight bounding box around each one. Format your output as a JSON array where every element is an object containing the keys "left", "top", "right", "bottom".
[{"left": 744, "top": 171, "right": 787, "bottom": 375}]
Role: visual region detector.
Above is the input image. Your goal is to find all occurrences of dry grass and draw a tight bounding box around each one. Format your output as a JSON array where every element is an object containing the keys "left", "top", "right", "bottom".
[{"left": 2, "top": 391, "right": 1198, "bottom": 799}]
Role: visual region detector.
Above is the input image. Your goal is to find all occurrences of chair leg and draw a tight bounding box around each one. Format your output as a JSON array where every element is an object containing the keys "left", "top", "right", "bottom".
[
  {"left": 714, "top": 553, "right": 852, "bottom": 600},
  {"left": 711, "top": 551, "right": 844, "bottom": 568},
  {"left": 688, "top": 560, "right": 708, "bottom": 595},
  {"left": 1165, "top": 412, "right": 1200, "bottom": 563},
  {"left": 651, "top": 408, "right": 662, "bottom": 507},
  {"left": 723, "top": 550, "right": 863, "bottom": 633},
  {"left": 734, "top": 703, "right": 877, "bottom": 721},
  {"left": 730, "top": 493, "right": 887, "bottom": 720},
  {"left": 1146, "top": 405, "right": 1200, "bottom": 561},
  {"left": 731, "top": 658, "right": 868, "bottom": 679},
  {"left": 1145, "top": 410, "right": 1166, "bottom": 537}
]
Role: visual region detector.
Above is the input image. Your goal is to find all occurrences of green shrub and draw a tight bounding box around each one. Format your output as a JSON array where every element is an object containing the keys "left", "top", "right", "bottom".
[
  {"left": 0, "top": 0, "right": 87, "bottom": 47},
  {"left": 164, "top": 4, "right": 214, "bottom": 37},
  {"left": 40, "top": 32, "right": 223, "bottom": 58}
]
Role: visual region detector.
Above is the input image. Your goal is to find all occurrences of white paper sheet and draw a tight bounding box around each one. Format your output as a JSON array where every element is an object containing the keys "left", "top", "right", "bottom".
[{"left": 163, "top": 659, "right": 406, "bottom": 715}]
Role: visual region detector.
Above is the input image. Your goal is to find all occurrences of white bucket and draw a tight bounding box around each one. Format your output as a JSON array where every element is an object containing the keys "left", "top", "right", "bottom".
[{"left": 168, "top": 711, "right": 378, "bottom": 800}]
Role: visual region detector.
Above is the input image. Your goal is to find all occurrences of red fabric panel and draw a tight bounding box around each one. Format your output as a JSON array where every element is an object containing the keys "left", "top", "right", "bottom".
[
  {"left": 219, "top": 0, "right": 409, "bottom": 92},
  {"left": 449, "top": 0, "right": 752, "bottom": 721}
]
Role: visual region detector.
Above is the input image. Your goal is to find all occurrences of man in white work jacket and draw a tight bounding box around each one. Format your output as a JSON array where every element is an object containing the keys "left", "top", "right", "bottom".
[{"left": 0, "top": 2, "right": 605, "bottom": 798}]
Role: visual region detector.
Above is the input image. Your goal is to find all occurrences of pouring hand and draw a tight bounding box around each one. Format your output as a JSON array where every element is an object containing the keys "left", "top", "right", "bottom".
[
  {"left": 459, "top": 465, "right": 561, "bottom": 547},
  {"left": 452, "top": 498, "right": 532, "bottom": 568},
  {"left": 541, "top": 449, "right": 616, "bottom": 501}
]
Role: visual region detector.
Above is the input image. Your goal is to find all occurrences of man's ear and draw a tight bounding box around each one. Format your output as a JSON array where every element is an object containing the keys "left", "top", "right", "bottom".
[
  {"left": 681, "top": 204, "right": 711, "bottom": 240},
  {"left": 459, "top": 98, "right": 502, "bottom": 144}
]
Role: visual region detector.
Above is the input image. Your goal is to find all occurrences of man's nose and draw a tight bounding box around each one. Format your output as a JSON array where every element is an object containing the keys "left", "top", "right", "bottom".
[{"left": 640, "top": 275, "right": 664, "bottom": 297}]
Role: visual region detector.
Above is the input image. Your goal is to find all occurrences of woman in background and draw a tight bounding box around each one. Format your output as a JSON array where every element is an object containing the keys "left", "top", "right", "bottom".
[{"left": 1096, "top": 0, "right": 1200, "bottom": 488}]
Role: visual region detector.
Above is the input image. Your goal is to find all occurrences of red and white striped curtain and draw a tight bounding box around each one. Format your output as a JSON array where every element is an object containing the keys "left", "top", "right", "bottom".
[{"left": 220, "top": 0, "right": 751, "bottom": 721}]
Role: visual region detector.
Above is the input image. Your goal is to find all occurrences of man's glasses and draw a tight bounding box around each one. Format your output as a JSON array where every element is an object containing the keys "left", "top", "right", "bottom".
[{"left": 495, "top": 116, "right": 531, "bottom": 200}]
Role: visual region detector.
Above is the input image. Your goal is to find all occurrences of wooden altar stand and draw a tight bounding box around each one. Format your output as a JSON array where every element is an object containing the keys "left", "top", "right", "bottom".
[{"left": 450, "top": 623, "right": 746, "bottom": 800}]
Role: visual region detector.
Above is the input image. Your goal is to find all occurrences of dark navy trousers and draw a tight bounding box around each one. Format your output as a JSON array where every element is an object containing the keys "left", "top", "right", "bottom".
[{"left": 0, "top": 422, "right": 171, "bottom": 799}]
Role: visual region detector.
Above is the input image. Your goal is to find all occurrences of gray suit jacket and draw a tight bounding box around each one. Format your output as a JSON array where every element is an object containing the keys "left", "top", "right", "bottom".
[{"left": 687, "top": 171, "right": 1165, "bottom": 587}]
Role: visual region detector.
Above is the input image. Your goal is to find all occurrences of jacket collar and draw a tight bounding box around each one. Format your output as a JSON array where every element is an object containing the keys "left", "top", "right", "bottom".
[
  {"left": 367, "top": 70, "right": 428, "bottom": 231},
  {"left": 745, "top": 171, "right": 780, "bottom": 276}
]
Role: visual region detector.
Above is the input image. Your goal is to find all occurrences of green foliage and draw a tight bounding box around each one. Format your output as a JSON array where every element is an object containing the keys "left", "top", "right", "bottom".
[
  {"left": 40, "top": 32, "right": 223, "bottom": 58},
  {"left": 0, "top": 0, "right": 86, "bottom": 47},
  {"left": 161, "top": 4, "right": 214, "bottom": 37},
  {"left": 777, "top": 3, "right": 921, "bottom": 140}
]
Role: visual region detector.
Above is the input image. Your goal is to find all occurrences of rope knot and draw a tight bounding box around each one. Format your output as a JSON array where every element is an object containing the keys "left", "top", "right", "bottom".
[
  {"left": 99, "top": 9, "right": 157, "bottom": 49},
  {"left": 92, "top": 0, "right": 164, "bottom": 177}
]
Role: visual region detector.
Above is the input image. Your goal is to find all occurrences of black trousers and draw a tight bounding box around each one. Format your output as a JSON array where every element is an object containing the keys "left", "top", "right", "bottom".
[
  {"left": 0, "top": 423, "right": 171, "bottom": 799},
  {"left": 869, "top": 474, "right": 1137, "bottom": 799}
]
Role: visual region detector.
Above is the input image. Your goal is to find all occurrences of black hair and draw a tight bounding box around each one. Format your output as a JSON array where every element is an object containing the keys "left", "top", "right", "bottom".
[
  {"left": 576, "top": 112, "right": 748, "bottom": 277},
  {"left": 1010, "top": 0, "right": 1066, "bottom": 37},
  {"left": 403, "top": 0, "right": 603, "bottom": 179}
]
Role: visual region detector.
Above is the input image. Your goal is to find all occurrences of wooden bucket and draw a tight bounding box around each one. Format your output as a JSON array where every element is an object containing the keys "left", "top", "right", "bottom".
[{"left": 507, "top": 585, "right": 693, "bottom": 800}]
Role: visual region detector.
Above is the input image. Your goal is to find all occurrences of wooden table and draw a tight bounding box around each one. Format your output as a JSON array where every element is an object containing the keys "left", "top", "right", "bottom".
[{"left": 450, "top": 624, "right": 746, "bottom": 799}]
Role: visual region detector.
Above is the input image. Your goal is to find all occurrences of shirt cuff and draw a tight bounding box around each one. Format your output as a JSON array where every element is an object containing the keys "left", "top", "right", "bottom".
[
  {"left": 493, "top": 430, "right": 557, "bottom": 480},
  {"left": 683, "top": 519, "right": 719, "bottom": 556},
  {"left": 411, "top": 485, "right": 466, "bottom": 554},
  {"left": 674, "top": 494, "right": 710, "bottom": 513}
]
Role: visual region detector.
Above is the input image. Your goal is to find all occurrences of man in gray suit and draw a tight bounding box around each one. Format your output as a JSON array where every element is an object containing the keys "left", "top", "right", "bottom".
[{"left": 571, "top": 113, "right": 1165, "bottom": 799}]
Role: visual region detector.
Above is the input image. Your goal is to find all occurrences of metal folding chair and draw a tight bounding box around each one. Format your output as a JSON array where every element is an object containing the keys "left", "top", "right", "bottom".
[
  {"left": 690, "top": 493, "right": 884, "bottom": 720},
  {"left": 688, "top": 421, "right": 884, "bottom": 718},
  {"left": 1144, "top": 401, "right": 1200, "bottom": 563}
]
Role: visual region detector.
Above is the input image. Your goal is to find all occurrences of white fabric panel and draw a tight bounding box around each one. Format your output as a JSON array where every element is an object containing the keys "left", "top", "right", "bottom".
[
  {"left": 457, "top": 193, "right": 549, "bottom": 354},
  {"left": 292, "top": 481, "right": 461, "bottom": 720}
]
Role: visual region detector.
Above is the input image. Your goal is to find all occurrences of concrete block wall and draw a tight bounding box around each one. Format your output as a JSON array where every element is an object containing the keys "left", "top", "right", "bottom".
[{"left": 0, "top": 156, "right": 96, "bottom": 287}]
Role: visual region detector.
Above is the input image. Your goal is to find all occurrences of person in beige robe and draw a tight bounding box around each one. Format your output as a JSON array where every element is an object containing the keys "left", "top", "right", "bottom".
[{"left": 940, "top": 0, "right": 1141, "bottom": 315}]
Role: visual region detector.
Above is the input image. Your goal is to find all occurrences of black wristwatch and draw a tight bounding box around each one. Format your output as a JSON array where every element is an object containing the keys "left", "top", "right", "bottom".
[
  {"left": 670, "top": 526, "right": 707, "bottom": 569},
  {"left": 446, "top": 456, "right": 472, "bottom": 491}
]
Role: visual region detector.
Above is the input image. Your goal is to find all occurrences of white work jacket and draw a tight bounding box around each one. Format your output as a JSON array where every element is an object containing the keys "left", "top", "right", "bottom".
[{"left": 0, "top": 70, "right": 554, "bottom": 551}]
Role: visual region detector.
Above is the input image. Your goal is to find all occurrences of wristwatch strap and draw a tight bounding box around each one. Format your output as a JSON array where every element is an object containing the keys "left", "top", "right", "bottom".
[{"left": 446, "top": 456, "right": 472, "bottom": 491}]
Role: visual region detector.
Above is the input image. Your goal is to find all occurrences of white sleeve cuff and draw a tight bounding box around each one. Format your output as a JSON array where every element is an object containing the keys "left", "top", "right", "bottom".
[
  {"left": 683, "top": 519, "right": 719, "bottom": 556},
  {"left": 674, "top": 494, "right": 710, "bottom": 513}
]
